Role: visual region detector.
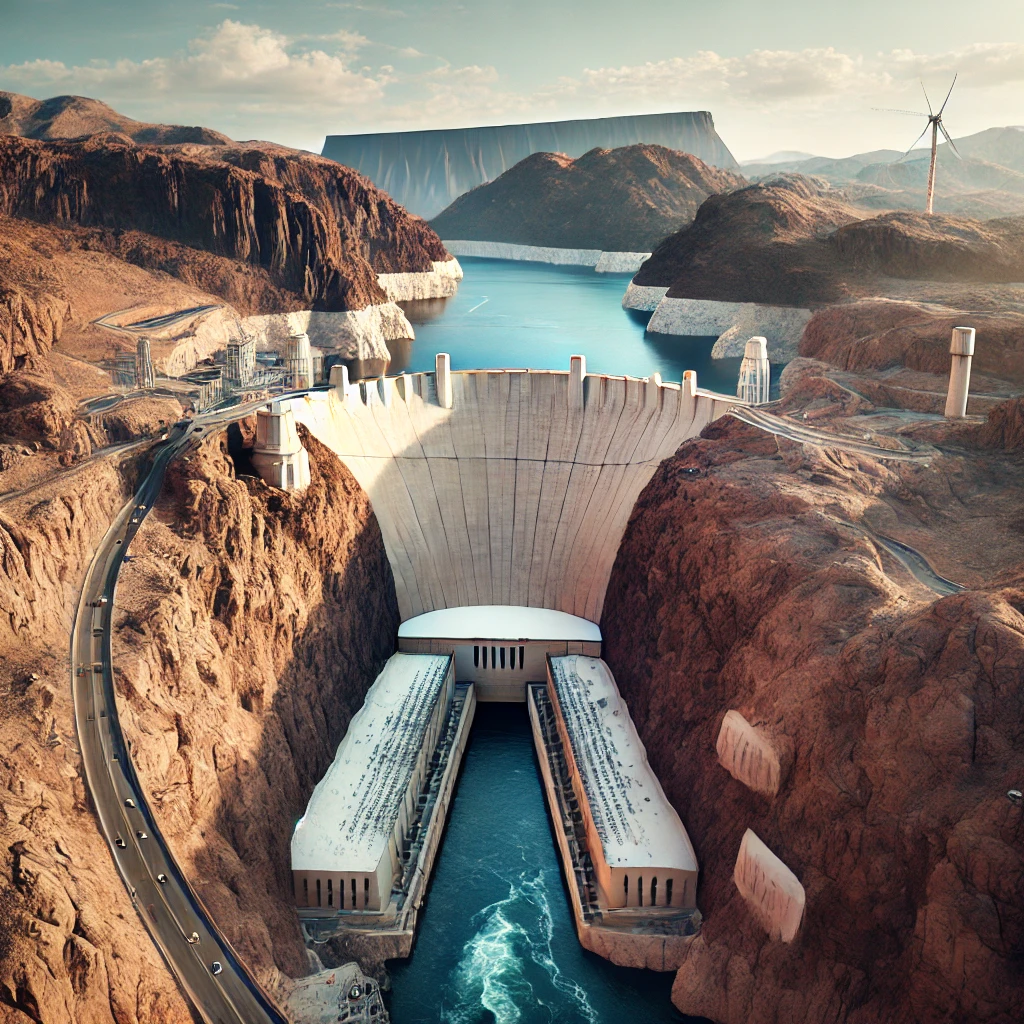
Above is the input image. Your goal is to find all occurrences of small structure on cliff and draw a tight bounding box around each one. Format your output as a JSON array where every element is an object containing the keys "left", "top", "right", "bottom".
[
  {"left": 226, "top": 335, "right": 257, "bottom": 391},
  {"left": 135, "top": 337, "right": 155, "bottom": 390},
  {"left": 737, "top": 336, "right": 771, "bottom": 405},
  {"left": 945, "top": 326, "right": 976, "bottom": 418},
  {"left": 291, "top": 653, "right": 455, "bottom": 915},
  {"left": 286, "top": 328, "right": 315, "bottom": 391},
  {"left": 251, "top": 401, "right": 311, "bottom": 491}
]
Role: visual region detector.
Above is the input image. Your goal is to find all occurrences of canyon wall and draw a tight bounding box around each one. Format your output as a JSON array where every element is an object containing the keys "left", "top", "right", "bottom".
[
  {"left": 324, "top": 112, "right": 739, "bottom": 219},
  {"left": 111, "top": 429, "right": 399, "bottom": 989},
  {"left": 0, "top": 449, "right": 194, "bottom": 1024},
  {"left": 600, "top": 414, "right": 1024, "bottom": 1024},
  {"left": 0, "top": 134, "right": 453, "bottom": 315}
]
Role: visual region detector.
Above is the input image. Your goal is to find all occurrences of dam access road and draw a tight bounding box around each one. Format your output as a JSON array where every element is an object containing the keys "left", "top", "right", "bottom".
[{"left": 70, "top": 399, "right": 295, "bottom": 1024}]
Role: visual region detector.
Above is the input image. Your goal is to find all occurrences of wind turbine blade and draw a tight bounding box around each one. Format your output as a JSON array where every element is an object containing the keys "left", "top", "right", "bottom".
[
  {"left": 898, "top": 124, "right": 932, "bottom": 161},
  {"left": 920, "top": 78, "right": 934, "bottom": 115},
  {"left": 938, "top": 72, "right": 958, "bottom": 116},
  {"left": 872, "top": 107, "right": 929, "bottom": 117},
  {"left": 939, "top": 122, "right": 963, "bottom": 159}
]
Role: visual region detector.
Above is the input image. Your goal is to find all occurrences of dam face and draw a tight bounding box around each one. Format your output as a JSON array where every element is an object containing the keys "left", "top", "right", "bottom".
[{"left": 288, "top": 363, "right": 735, "bottom": 622}]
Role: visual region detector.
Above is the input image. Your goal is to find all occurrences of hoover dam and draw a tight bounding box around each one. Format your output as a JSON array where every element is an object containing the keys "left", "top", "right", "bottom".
[{"left": 256, "top": 356, "right": 737, "bottom": 974}]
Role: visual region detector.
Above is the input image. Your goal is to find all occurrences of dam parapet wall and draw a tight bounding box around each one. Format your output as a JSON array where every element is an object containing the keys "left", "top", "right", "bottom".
[{"left": 281, "top": 359, "right": 738, "bottom": 622}]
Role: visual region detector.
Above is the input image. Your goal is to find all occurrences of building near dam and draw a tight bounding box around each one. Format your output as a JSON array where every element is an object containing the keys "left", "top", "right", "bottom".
[
  {"left": 291, "top": 654, "right": 455, "bottom": 914},
  {"left": 323, "top": 112, "right": 738, "bottom": 219},
  {"left": 546, "top": 656, "right": 698, "bottom": 911}
]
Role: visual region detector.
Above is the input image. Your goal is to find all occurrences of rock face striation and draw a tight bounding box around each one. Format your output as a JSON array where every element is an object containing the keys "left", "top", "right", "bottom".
[
  {"left": 430, "top": 145, "right": 746, "bottom": 252},
  {"left": 600, "top": 411, "right": 1024, "bottom": 1024},
  {"left": 112, "top": 430, "right": 399, "bottom": 990},
  {"left": 324, "top": 112, "right": 739, "bottom": 218}
]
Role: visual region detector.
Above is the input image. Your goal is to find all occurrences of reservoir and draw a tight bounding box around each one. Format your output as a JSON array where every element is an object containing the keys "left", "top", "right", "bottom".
[
  {"left": 390, "top": 258, "right": 746, "bottom": 398},
  {"left": 387, "top": 705, "right": 697, "bottom": 1024}
]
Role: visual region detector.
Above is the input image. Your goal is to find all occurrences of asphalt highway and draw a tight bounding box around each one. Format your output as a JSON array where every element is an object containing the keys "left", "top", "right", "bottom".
[{"left": 70, "top": 400, "right": 293, "bottom": 1024}]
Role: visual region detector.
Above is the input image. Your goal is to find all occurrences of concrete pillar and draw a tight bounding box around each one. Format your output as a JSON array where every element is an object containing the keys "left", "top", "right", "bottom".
[
  {"left": 251, "top": 401, "right": 311, "bottom": 492},
  {"left": 329, "top": 363, "right": 349, "bottom": 402},
  {"left": 737, "top": 336, "right": 770, "bottom": 405},
  {"left": 569, "top": 355, "right": 586, "bottom": 409},
  {"left": 679, "top": 369, "right": 697, "bottom": 424},
  {"left": 435, "top": 352, "right": 452, "bottom": 409},
  {"left": 944, "top": 327, "right": 975, "bottom": 418}
]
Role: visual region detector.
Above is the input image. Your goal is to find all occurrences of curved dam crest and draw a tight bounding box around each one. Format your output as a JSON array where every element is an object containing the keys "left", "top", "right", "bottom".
[{"left": 283, "top": 364, "right": 737, "bottom": 622}]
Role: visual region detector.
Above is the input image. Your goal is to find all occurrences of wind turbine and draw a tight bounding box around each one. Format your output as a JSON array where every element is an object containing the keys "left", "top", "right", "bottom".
[{"left": 877, "top": 74, "right": 961, "bottom": 215}]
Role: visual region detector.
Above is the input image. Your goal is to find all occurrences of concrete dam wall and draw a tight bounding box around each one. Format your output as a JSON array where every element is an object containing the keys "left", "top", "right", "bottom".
[
  {"left": 322, "top": 112, "right": 739, "bottom": 219},
  {"left": 285, "top": 364, "right": 736, "bottom": 622}
]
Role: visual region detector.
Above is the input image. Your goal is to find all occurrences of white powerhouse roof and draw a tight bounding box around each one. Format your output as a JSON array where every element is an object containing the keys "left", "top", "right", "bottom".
[
  {"left": 549, "top": 655, "right": 697, "bottom": 872},
  {"left": 291, "top": 653, "right": 450, "bottom": 873},
  {"left": 398, "top": 605, "right": 601, "bottom": 642}
]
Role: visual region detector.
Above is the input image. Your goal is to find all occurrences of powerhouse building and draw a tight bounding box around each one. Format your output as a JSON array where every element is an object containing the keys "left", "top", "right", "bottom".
[
  {"left": 547, "top": 655, "right": 698, "bottom": 911},
  {"left": 291, "top": 653, "right": 454, "bottom": 914}
]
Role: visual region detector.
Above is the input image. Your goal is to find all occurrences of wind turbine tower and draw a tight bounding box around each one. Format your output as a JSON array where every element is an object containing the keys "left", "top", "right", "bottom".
[{"left": 878, "top": 75, "right": 961, "bottom": 215}]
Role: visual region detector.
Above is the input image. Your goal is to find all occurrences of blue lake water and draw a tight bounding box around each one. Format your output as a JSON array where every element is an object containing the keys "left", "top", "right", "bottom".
[
  {"left": 388, "top": 257, "right": 743, "bottom": 398},
  {"left": 387, "top": 705, "right": 699, "bottom": 1024}
]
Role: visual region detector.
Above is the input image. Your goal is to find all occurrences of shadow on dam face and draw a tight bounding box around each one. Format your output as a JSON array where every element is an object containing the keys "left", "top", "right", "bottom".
[{"left": 288, "top": 365, "right": 737, "bottom": 623}]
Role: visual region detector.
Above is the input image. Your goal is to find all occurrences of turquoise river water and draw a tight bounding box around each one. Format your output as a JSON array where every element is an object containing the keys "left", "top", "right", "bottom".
[
  {"left": 380, "top": 259, "right": 715, "bottom": 1022},
  {"left": 387, "top": 706, "right": 696, "bottom": 1024},
  {"left": 389, "top": 257, "right": 744, "bottom": 397}
]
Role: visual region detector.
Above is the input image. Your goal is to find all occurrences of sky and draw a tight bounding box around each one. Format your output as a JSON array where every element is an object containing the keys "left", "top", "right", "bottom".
[{"left": 0, "top": 0, "right": 1022, "bottom": 160}]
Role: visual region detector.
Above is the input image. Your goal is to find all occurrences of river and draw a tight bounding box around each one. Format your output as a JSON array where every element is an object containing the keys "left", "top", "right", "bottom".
[
  {"left": 388, "top": 257, "right": 745, "bottom": 398},
  {"left": 387, "top": 705, "right": 697, "bottom": 1024}
]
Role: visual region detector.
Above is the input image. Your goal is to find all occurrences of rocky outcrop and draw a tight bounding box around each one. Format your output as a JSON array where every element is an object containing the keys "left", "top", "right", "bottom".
[
  {"left": 1, "top": 90, "right": 232, "bottom": 145},
  {"left": 0, "top": 448, "right": 193, "bottom": 1024},
  {"left": 832, "top": 211, "right": 1024, "bottom": 282},
  {"left": 0, "top": 133, "right": 451, "bottom": 316},
  {"left": 325, "top": 112, "right": 740, "bottom": 219},
  {"left": 431, "top": 145, "right": 745, "bottom": 252},
  {"left": 377, "top": 258, "right": 464, "bottom": 301},
  {"left": 632, "top": 175, "right": 859, "bottom": 305},
  {"left": 112, "top": 429, "right": 399, "bottom": 988},
  {"left": 800, "top": 299, "right": 1024, "bottom": 384},
  {"left": 600, "top": 414, "right": 1024, "bottom": 1024},
  {"left": 0, "top": 287, "right": 69, "bottom": 375},
  {"left": 644, "top": 297, "right": 811, "bottom": 361}
]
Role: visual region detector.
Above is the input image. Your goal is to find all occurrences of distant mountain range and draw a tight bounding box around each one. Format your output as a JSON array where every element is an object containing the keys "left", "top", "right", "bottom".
[
  {"left": 0, "top": 90, "right": 233, "bottom": 146},
  {"left": 740, "top": 127, "right": 1024, "bottom": 218}
]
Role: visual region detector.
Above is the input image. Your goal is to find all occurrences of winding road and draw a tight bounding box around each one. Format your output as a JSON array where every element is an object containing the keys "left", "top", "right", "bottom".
[
  {"left": 730, "top": 406, "right": 935, "bottom": 462},
  {"left": 70, "top": 400, "right": 293, "bottom": 1024}
]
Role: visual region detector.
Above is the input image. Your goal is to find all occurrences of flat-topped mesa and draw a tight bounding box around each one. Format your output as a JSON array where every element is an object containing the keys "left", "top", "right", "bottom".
[
  {"left": 548, "top": 655, "right": 698, "bottom": 911},
  {"left": 284, "top": 356, "right": 738, "bottom": 622},
  {"left": 290, "top": 653, "right": 454, "bottom": 916}
]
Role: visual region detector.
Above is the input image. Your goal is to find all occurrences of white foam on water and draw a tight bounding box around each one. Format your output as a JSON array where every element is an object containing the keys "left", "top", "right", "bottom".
[{"left": 442, "top": 870, "right": 599, "bottom": 1024}]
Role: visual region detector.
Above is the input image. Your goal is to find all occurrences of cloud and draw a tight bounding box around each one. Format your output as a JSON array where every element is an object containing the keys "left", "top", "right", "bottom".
[{"left": 0, "top": 26, "right": 1020, "bottom": 157}]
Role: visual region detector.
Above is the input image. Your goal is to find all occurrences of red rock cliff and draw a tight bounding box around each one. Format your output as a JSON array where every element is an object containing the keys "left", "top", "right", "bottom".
[
  {"left": 0, "top": 133, "right": 450, "bottom": 314},
  {"left": 601, "top": 416, "right": 1024, "bottom": 1024}
]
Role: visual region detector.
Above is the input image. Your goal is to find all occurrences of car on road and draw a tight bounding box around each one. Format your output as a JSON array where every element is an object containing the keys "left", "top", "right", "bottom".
[{"left": 210, "top": 962, "right": 223, "bottom": 976}]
